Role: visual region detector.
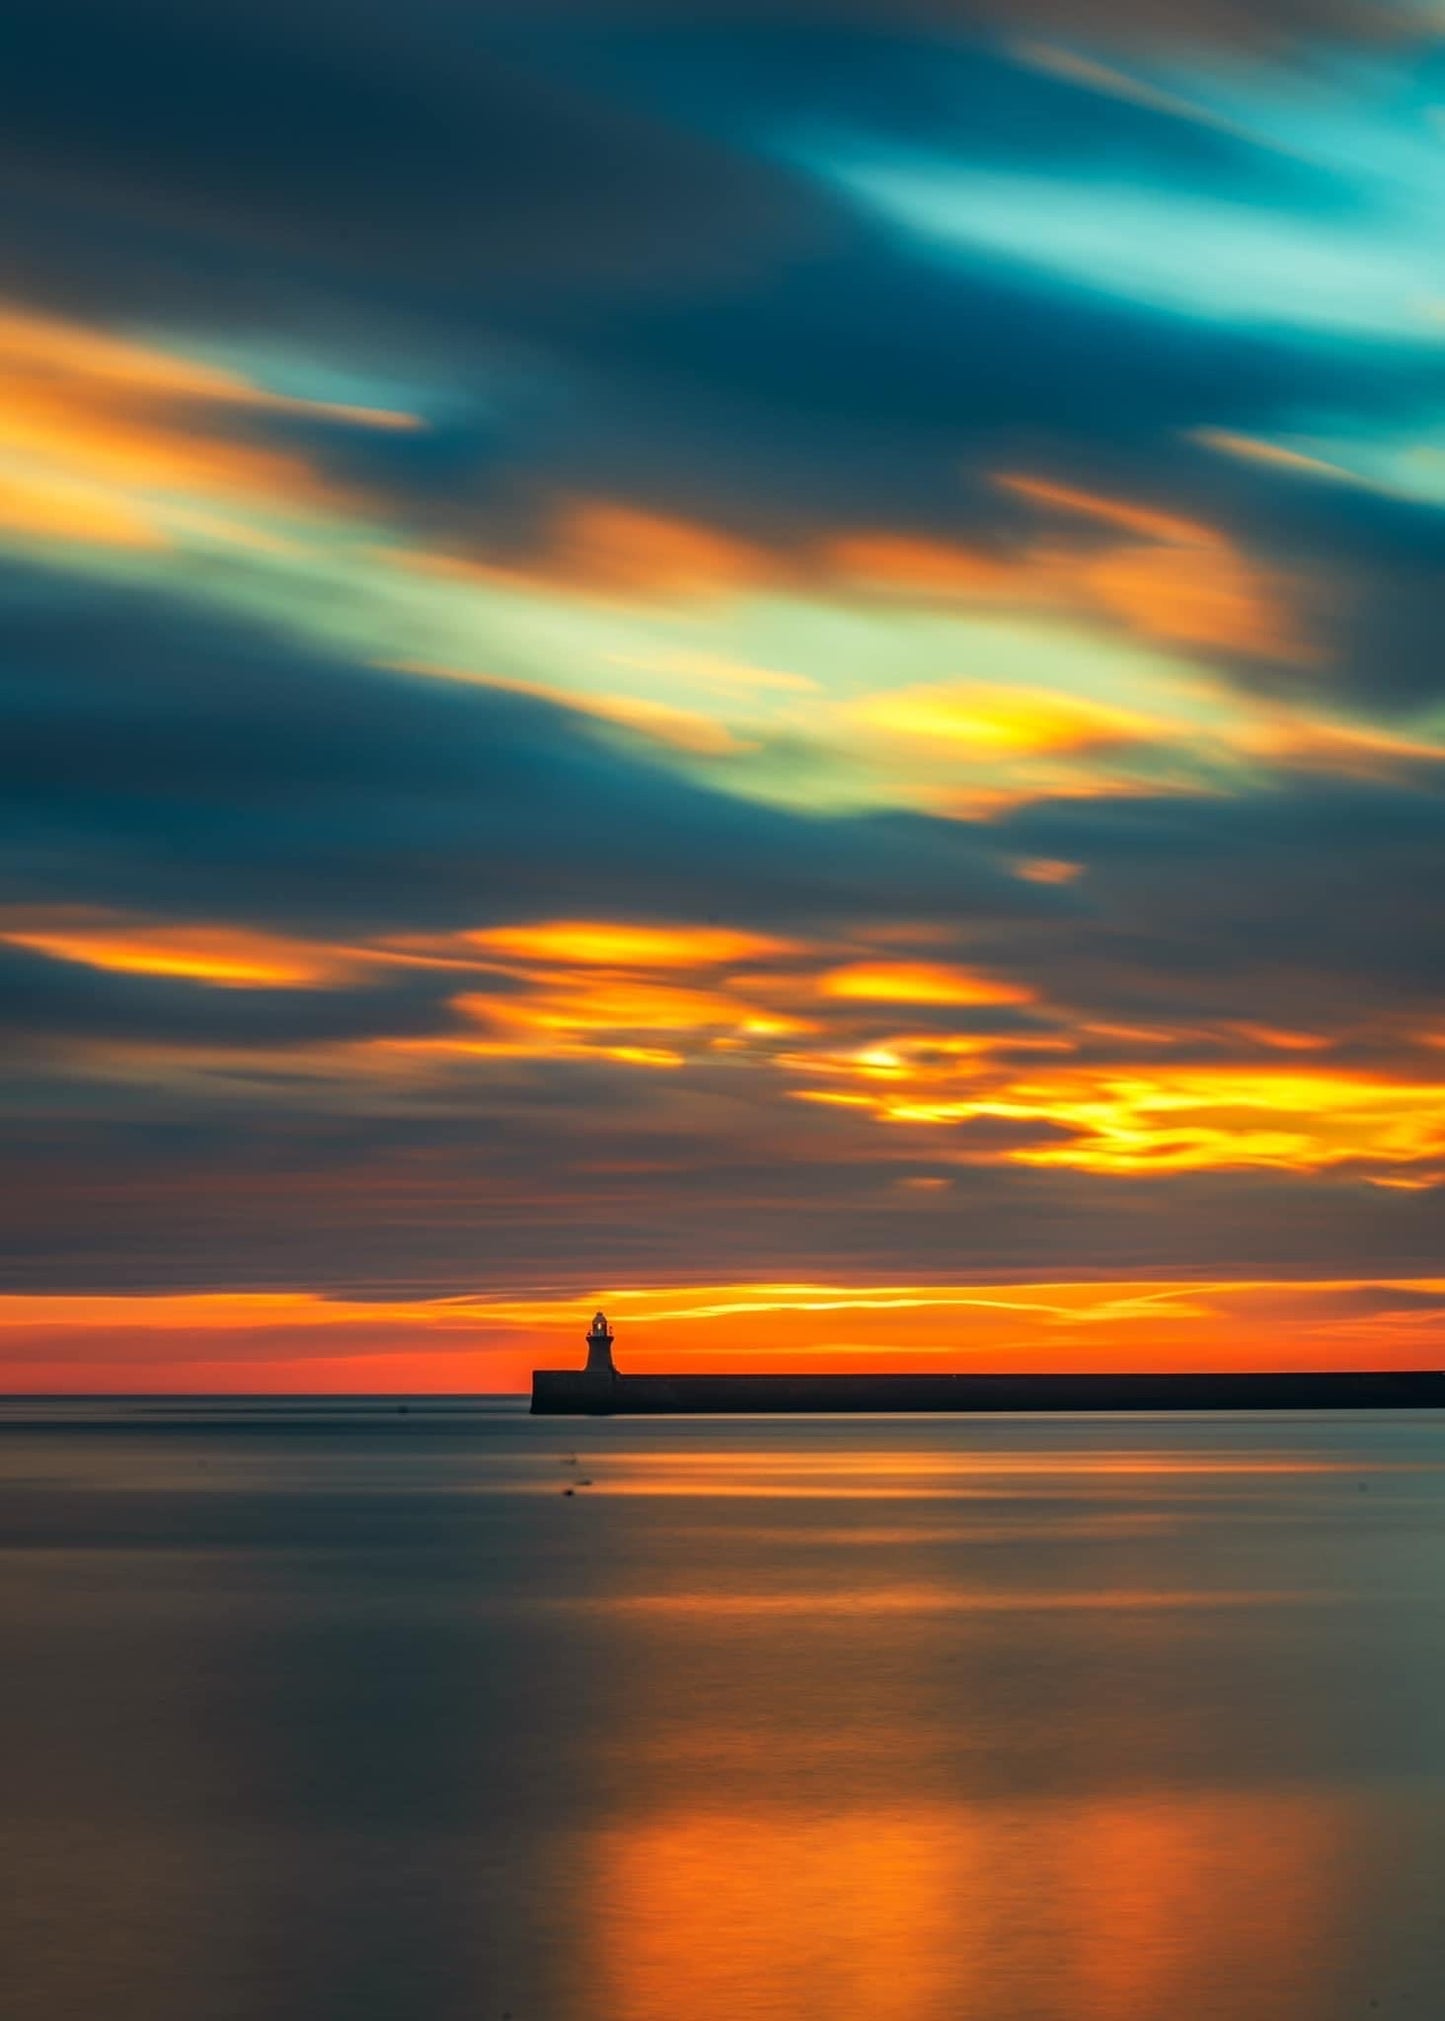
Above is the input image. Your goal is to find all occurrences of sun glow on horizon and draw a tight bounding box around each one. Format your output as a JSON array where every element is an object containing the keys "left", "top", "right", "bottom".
[{"left": 1, "top": 1274, "right": 1441, "bottom": 1392}]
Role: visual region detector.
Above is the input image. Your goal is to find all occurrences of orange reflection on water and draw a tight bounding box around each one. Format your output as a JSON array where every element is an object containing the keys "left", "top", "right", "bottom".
[
  {"left": 578, "top": 1446, "right": 1403, "bottom": 1502},
  {"left": 582, "top": 1789, "right": 1344, "bottom": 2021},
  {"left": 591, "top": 1584, "right": 1327, "bottom": 1618}
]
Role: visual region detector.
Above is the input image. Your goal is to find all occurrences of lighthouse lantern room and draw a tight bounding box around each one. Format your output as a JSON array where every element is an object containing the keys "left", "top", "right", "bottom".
[{"left": 584, "top": 1310, "right": 616, "bottom": 1379}]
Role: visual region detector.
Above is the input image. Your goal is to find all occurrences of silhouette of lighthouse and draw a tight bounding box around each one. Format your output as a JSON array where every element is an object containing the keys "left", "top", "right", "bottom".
[{"left": 585, "top": 1309, "right": 616, "bottom": 1380}]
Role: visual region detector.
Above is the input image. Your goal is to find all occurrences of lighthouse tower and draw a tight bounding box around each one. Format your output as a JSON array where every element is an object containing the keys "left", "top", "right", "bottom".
[{"left": 585, "top": 1310, "right": 616, "bottom": 1379}]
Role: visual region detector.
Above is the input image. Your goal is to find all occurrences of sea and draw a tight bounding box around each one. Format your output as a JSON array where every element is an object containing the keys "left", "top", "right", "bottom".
[{"left": 4, "top": 1399, "right": 1445, "bottom": 2021}]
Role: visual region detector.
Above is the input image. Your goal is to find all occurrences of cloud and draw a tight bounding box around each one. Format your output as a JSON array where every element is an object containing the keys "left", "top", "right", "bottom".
[
  {"left": 4, "top": 1093, "right": 1443, "bottom": 1300},
  {"left": 993, "top": 775, "right": 1445, "bottom": 1018},
  {"left": 463, "top": 921, "right": 797, "bottom": 967},
  {"left": 0, "top": 940, "right": 461, "bottom": 1049},
  {"left": 393, "top": 495, "right": 780, "bottom": 603},
  {"left": 0, "top": 2, "right": 825, "bottom": 295},
  {"left": 2, "top": 7, "right": 1438, "bottom": 603},
  {"left": 850, "top": 683, "right": 1167, "bottom": 760},
  {"left": 4, "top": 3, "right": 1445, "bottom": 1344},
  {"left": 831, "top": 155, "right": 1444, "bottom": 342},
  {"left": 0, "top": 558, "right": 1042, "bottom": 940},
  {"left": 818, "top": 962, "right": 1033, "bottom": 1006},
  {"left": 0, "top": 907, "right": 370, "bottom": 987},
  {"left": 827, "top": 522, "right": 1309, "bottom": 667},
  {"left": 4, "top": 556, "right": 1443, "bottom": 1085},
  {"left": 958, "top": 0, "right": 1415, "bottom": 40},
  {"left": 486, "top": 3, "right": 1421, "bottom": 52},
  {"left": 0, "top": 302, "right": 417, "bottom": 558}
]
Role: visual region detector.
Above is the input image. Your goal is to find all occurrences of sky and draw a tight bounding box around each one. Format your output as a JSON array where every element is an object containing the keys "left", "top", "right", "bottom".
[{"left": 4, "top": 0, "right": 1445, "bottom": 1388}]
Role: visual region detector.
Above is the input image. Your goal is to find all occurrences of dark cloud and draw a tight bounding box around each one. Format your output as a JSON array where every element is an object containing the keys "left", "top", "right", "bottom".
[
  {"left": 1332, "top": 560, "right": 1445, "bottom": 716},
  {"left": 0, "top": 944, "right": 467, "bottom": 1049},
  {"left": 527, "top": 27, "right": 1355, "bottom": 205},
  {"left": 993, "top": 776, "right": 1445, "bottom": 1025},
  {"left": 4, "top": 553, "right": 1443, "bottom": 1075},
  {"left": 213, "top": 222, "right": 1445, "bottom": 637},
  {"left": 0, "top": 2, "right": 826, "bottom": 293},
  {"left": 943, "top": 0, "right": 1411, "bottom": 38},
  {"left": 1, "top": 555, "right": 1443, "bottom": 1295},
  {"left": 475, "top": 2, "right": 1418, "bottom": 52},
  {"left": 947, "top": 1114, "right": 1085, "bottom": 1152},
  {"left": 514, "top": 237, "right": 1402, "bottom": 470},
  {"left": 3, "top": 0, "right": 1439, "bottom": 678},
  {"left": 0, "top": 560, "right": 1039, "bottom": 940},
  {"left": 2, "top": 1106, "right": 1441, "bottom": 1295}
]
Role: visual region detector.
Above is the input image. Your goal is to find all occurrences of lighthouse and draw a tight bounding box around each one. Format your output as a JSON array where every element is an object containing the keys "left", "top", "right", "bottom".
[{"left": 585, "top": 1310, "right": 616, "bottom": 1380}]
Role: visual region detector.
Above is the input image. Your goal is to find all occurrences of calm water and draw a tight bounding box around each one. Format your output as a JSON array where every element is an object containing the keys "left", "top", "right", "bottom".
[{"left": 4, "top": 1402, "right": 1445, "bottom": 2021}]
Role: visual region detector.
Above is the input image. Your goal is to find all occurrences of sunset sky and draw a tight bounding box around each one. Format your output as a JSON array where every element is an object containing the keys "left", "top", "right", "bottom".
[{"left": 5, "top": 0, "right": 1445, "bottom": 1387}]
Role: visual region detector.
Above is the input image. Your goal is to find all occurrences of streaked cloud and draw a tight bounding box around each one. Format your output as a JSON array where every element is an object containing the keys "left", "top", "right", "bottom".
[
  {"left": 464, "top": 921, "right": 797, "bottom": 969},
  {"left": 0, "top": 302, "right": 419, "bottom": 559},
  {"left": 3, "top": 2, "right": 1445, "bottom": 1384},
  {"left": 827, "top": 153, "right": 1445, "bottom": 341},
  {"left": 818, "top": 963, "right": 1034, "bottom": 1007},
  {"left": 0, "top": 908, "right": 371, "bottom": 988}
]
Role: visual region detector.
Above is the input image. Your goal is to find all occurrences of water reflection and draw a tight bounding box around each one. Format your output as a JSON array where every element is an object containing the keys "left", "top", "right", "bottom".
[
  {"left": 4, "top": 1405, "right": 1445, "bottom": 2021},
  {"left": 586, "top": 1582, "right": 1336, "bottom": 1614},
  {"left": 561, "top": 1414, "right": 1445, "bottom": 2021},
  {"left": 583, "top": 1790, "right": 1347, "bottom": 2021}
]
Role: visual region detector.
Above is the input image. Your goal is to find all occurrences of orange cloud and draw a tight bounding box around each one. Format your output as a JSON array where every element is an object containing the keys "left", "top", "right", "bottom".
[
  {"left": 0, "top": 301, "right": 419, "bottom": 554},
  {"left": 17, "top": 904, "right": 1437, "bottom": 1198},
  {"left": 1191, "top": 428, "right": 1363, "bottom": 486},
  {"left": 819, "top": 963, "right": 1033, "bottom": 1007},
  {"left": 347, "top": 916, "right": 819, "bottom": 1072},
  {"left": 459, "top": 978, "right": 759, "bottom": 1038},
  {"left": 0, "top": 909, "right": 367, "bottom": 987},
  {"left": 1225, "top": 1023, "right": 1334, "bottom": 1053},
  {"left": 825, "top": 1058, "right": 1445, "bottom": 1176},
  {"left": 1013, "top": 857, "right": 1084, "bottom": 885},
  {"left": 395, "top": 496, "right": 776, "bottom": 605},
  {"left": 1, "top": 910, "right": 802, "bottom": 1013},
  {"left": 1001, "top": 474, "right": 1314, "bottom": 664},
  {"left": 995, "top": 474, "right": 1221, "bottom": 549},
  {"left": 0, "top": 467, "right": 164, "bottom": 550},
  {"left": 1079, "top": 540, "right": 1310, "bottom": 662},
  {"left": 395, "top": 661, "right": 752, "bottom": 758},
  {"left": 0, "top": 304, "right": 419, "bottom": 430},
  {"left": 1011, "top": 1067, "right": 1445, "bottom": 1174},
  {"left": 400, "top": 472, "right": 1306, "bottom": 702},
  {"left": 853, "top": 681, "right": 1159, "bottom": 757},
  {"left": 824, "top": 478, "right": 1310, "bottom": 669},
  {"left": 826, "top": 531, "right": 1013, "bottom": 598},
  {"left": 465, "top": 921, "right": 794, "bottom": 969},
  {"left": 1235, "top": 714, "right": 1445, "bottom": 779},
  {"left": 549, "top": 498, "right": 773, "bottom": 600}
]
